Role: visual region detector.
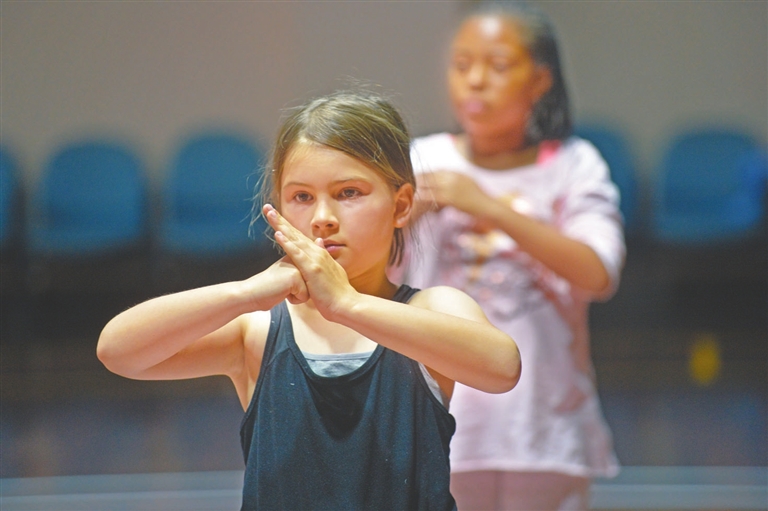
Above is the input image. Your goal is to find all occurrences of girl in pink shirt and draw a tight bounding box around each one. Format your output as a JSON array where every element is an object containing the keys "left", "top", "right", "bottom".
[{"left": 401, "top": 2, "right": 625, "bottom": 509}]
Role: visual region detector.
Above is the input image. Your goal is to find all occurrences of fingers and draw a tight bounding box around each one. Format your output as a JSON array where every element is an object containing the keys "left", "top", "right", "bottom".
[
  {"left": 251, "top": 255, "right": 310, "bottom": 309},
  {"left": 273, "top": 231, "right": 308, "bottom": 268},
  {"left": 264, "top": 204, "right": 296, "bottom": 239},
  {"left": 266, "top": 207, "right": 326, "bottom": 279},
  {"left": 263, "top": 204, "right": 293, "bottom": 236},
  {"left": 264, "top": 204, "right": 313, "bottom": 252},
  {"left": 416, "top": 172, "right": 457, "bottom": 206},
  {"left": 262, "top": 203, "right": 344, "bottom": 278},
  {"left": 261, "top": 206, "right": 353, "bottom": 317}
]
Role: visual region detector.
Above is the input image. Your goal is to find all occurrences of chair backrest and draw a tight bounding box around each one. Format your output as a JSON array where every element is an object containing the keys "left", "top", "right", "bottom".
[
  {"left": 0, "top": 147, "right": 21, "bottom": 246},
  {"left": 166, "top": 132, "right": 263, "bottom": 222},
  {"left": 575, "top": 124, "right": 640, "bottom": 233},
  {"left": 660, "top": 130, "right": 757, "bottom": 206},
  {"left": 160, "top": 131, "right": 267, "bottom": 255},
  {"left": 30, "top": 140, "right": 147, "bottom": 254},
  {"left": 652, "top": 128, "right": 767, "bottom": 243}
]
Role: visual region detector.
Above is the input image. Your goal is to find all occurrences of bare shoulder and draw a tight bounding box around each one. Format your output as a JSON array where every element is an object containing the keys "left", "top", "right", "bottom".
[{"left": 408, "top": 285, "right": 489, "bottom": 323}]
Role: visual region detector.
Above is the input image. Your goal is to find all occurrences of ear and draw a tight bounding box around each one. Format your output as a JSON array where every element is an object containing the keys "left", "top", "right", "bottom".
[
  {"left": 532, "top": 65, "right": 553, "bottom": 103},
  {"left": 393, "top": 183, "right": 415, "bottom": 228}
]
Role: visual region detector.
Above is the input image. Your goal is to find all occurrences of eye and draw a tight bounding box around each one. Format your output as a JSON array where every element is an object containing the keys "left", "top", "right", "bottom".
[
  {"left": 490, "top": 59, "right": 512, "bottom": 72},
  {"left": 338, "top": 188, "right": 362, "bottom": 200},
  {"left": 293, "top": 191, "right": 313, "bottom": 203},
  {"left": 451, "top": 55, "right": 471, "bottom": 73}
]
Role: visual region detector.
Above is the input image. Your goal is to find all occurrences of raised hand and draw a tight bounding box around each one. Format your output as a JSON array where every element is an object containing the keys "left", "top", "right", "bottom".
[
  {"left": 263, "top": 204, "right": 357, "bottom": 318},
  {"left": 415, "top": 171, "right": 490, "bottom": 217},
  {"left": 250, "top": 255, "right": 309, "bottom": 307}
]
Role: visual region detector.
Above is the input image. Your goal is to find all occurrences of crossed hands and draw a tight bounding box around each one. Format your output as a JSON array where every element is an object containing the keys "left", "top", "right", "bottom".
[{"left": 256, "top": 204, "right": 355, "bottom": 319}]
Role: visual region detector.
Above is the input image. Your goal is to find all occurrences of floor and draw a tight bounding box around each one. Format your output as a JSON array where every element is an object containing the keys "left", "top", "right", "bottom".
[{"left": 2, "top": 467, "right": 766, "bottom": 510}]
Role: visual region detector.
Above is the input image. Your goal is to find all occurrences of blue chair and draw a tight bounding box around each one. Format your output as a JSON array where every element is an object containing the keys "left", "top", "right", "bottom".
[
  {"left": 157, "top": 131, "right": 270, "bottom": 257},
  {"left": 575, "top": 124, "right": 640, "bottom": 234},
  {"left": 0, "top": 147, "right": 22, "bottom": 248},
  {"left": 651, "top": 128, "right": 767, "bottom": 245},
  {"left": 28, "top": 140, "right": 148, "bottom": 257}
]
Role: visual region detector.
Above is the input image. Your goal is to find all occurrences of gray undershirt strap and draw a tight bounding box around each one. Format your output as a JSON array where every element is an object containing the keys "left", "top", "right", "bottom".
[{"left": 303, "top": 351, "right": 449, "bottom": 408}]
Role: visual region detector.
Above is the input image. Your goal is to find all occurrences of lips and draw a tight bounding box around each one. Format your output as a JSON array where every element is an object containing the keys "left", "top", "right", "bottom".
[
  {"left": 462, "top": 98, "right": 486, "bottom": 115},
  {"left": 321, "top": 239, "right": 344, "bottom": 255}
]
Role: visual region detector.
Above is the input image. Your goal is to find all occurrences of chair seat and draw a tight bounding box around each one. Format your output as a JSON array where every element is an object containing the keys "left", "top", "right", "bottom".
[{"left": 653, "top": 205, "right": 763, "bottom": 244}]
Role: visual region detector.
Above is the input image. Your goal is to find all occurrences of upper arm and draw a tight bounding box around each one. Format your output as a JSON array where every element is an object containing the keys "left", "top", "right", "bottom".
[
  {"left": 131, "top": 315, "right": 250, "bottom": 382},
  {"left": 560, "top": 145, "right": 626, "bottom": 297},
  {"left": 407, "top": 286, "right": 499, "bottom": 398},
  {"left": 408, "top": 285, "right": 492, "bottom": 325},
  {"left": 132, "top": 311, "right": 271, "bottom": 409},
  {"left": 138, "top": 310, "right": 267, "bottom": 373}
]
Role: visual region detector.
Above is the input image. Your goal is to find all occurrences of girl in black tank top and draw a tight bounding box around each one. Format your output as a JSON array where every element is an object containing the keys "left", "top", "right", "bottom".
[
  {"left": 240, "top": 285, "right": 457, "bottom": 510},
  {"left": 97, "top": 90, "right": 520, "bottom": 511}
]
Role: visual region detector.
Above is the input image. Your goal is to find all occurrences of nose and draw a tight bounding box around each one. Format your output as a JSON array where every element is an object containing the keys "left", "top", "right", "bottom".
[
  {"left": 466, "top": 62, "right": 487, "bottom": 89},
  {"left": 311, "top": 198, "right": 338, "bottom": 236}
]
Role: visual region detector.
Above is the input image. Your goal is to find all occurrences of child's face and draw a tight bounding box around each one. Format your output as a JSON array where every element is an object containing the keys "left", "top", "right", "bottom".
[
  {"left": 278, "top": 143, "right": 411, "bottom": 280},
  {"left": 448, "top": 15, "right": 552, "bottom": 141}
]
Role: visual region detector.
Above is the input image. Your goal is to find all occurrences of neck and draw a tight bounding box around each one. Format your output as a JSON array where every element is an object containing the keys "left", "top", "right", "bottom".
[
  {"left": 349, "top": 271, "right": 399, "bottom": 300},
  {"left": 457, "top": 133, "right": 539, "bottom": 170}
]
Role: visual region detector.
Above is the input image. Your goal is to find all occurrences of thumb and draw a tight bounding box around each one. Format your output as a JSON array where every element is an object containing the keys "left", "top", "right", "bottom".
[{"left": 288, "top": 275, "right": 310, "bottom": 304}]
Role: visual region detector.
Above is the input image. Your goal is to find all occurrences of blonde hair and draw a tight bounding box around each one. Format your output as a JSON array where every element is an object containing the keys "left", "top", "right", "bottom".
[{"left": 254, "top": 89, "right": 415, "bottom": 266}]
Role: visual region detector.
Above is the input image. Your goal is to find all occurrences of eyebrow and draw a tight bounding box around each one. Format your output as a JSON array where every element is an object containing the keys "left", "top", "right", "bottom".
[
  {"left": 281, "top": 176, "right": 370, "bottom": 189},
  {"left": 453, "top": 45, "right": 520, "bottom": 55}
]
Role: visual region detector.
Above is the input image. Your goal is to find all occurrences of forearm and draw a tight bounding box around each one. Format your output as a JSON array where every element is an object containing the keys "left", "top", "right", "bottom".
[
  {"left": 333, "top": 292, "right": 521, "bottom": 393},
  {"left": 482, "top": 199, "right": 610, "bottom": 293},
  {"left": 97, "top": 281, "right": 253, "bottom": 376}
]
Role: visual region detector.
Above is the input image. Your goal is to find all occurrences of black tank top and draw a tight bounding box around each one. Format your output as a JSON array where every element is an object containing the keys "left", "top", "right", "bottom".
[{"left": 240, "top": 285, "right": 457, "bottom": 510}]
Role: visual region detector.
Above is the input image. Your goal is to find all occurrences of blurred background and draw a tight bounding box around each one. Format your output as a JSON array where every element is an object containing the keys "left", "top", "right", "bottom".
[{"left": 1, "top": 1, "right": 766, "bottom": 509}]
